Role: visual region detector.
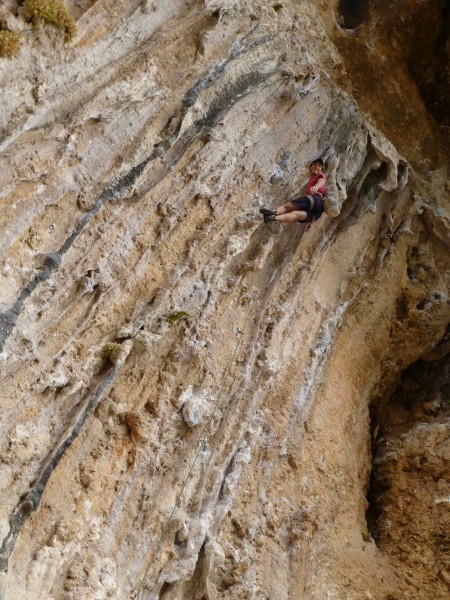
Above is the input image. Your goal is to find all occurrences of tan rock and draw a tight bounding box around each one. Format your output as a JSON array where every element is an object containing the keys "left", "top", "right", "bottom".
[{"left": 0, "top": 1, "right": 448, "bottom": 600}]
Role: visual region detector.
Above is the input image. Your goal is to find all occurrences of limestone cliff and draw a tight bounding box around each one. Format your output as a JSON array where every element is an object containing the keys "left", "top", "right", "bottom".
[{"left": 0, "top": 1, "right": 449, "bottom": 599}]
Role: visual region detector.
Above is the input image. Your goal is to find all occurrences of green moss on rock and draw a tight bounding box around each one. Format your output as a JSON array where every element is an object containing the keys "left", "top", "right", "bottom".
[
  {"left": 0, "top": 30, "right": 20, "bottom": 58},
  {"left": 25, "top": 0, "right": 76, "bottom": 43},
  {"left": 167, "top": 311, "right": 189, "bottom": 325}
]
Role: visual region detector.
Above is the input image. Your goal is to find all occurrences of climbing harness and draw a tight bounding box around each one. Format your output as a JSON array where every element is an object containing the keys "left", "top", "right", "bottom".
[{"left": 305, "top": 194, "right": 315, "bottom": 209}]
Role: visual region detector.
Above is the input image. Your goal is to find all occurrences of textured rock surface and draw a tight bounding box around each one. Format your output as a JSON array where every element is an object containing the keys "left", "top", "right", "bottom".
[
  {"left": 368, "top": 355, "right": 450, "bottom": 595},
  {"left": 0, "top": 1, "right": 449, "bottom": 599}
]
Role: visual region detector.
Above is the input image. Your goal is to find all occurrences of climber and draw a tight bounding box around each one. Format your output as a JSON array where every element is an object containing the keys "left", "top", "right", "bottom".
[{"left": 260, "top": 158, "right": 327, "bottom": 224}]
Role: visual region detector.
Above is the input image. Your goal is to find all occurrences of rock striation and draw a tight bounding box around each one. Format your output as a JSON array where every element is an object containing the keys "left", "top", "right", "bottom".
[{"left": 0, "top": 1, "right": 448, "bottom": 599}]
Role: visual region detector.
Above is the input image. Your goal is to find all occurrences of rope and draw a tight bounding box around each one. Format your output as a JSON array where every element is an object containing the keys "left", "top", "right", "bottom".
[
  {"left": 250, "top": 77, "right": 289, "bottom": 116},
  {"left": 134, "top": 78, "right": 292, "bottom": 600},
  {"left": 134, "top": 221, "right": 284, "bottom": 599}
]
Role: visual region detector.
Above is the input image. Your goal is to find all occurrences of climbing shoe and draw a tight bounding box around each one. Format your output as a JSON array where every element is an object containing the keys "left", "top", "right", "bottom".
[
  {"left": 263, "top": 214, "right": 276, "bottom": 223},
  {"left": 259, "top": 207, "right": 277, "bottom": 217}
]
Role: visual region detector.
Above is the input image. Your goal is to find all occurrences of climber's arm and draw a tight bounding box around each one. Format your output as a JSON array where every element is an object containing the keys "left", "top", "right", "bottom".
[{"left": 310, "top": 176, "right": 326, "bottom": 195}]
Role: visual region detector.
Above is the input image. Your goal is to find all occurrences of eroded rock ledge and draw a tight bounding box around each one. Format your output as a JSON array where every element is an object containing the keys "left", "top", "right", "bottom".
[{"left": 0, "top": 1, "right": 448, "bottom": 599}]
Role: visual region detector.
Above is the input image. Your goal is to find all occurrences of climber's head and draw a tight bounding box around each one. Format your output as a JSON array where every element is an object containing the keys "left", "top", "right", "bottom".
[{"left": 309, "top": 158, "right": 324, "bottom": 176}]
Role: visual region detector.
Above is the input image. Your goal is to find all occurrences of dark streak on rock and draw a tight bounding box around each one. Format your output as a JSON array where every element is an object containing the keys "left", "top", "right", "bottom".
[
  {"left": 0, "top": 143, "right": 163, "bottom": 354},
  {"left": 0, "top": 366, "right": 118, "bottom": 574},
  {"left": 170, "top": 29, "right": 273, "bottom": 141}
]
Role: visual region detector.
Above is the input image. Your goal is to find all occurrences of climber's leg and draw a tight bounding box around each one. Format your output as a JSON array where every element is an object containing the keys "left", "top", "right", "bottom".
[
  {"left": 274, "top": 201, "right": 297, "bottom": 215},
  {"left": 275, "top": 210, "right": 309, "bottom": 222}
]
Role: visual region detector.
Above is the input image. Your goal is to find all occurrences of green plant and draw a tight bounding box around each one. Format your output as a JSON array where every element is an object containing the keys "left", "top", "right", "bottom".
[
  {"left": 361, "top": 529, "right": 371, "bottom": 542},
  {"left": 102, "top": 342, "right": 122, "bottom": 363},
  {"left": 407, "top": 254, "right": 417, "bottom": 267},
  {"left": 167, "top": 311, "right": 189, "bottom": 325},
  {"left": 0, "top": 30, "right": 20, "bottom": 58},
  {"left": 25, "top": 0, "right": 76, "bottom": 43}
]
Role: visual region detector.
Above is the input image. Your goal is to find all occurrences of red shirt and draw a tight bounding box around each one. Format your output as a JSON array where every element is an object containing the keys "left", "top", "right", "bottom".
[{"left": 305, "top": 173, "right": 327, "bottom": 196}]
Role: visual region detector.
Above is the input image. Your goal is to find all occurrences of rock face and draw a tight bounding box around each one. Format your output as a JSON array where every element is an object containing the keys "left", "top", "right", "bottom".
[
  {"left": 368, "top": 355, "right": 450, "bottom": 595},
  {"left": 0, "top": 1, "right": 448, "bottom": 599}
]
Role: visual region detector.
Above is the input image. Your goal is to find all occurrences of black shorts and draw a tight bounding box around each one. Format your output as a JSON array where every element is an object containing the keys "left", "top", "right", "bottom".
[{"left": 291, "top": 194, "right": 324, "bottom": 223}]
